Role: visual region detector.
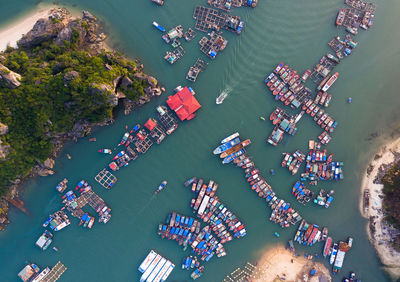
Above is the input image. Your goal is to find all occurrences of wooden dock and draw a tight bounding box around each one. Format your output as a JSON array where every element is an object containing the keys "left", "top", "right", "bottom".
[
  {"left": 42, "top": 261, "right": 67, "bottom": 282},
  {"left": 223, "top": 262, "right": 258, "bottom": 282},
  {"left": 95, "top": 169, "right": 117, "bottom": 189}
]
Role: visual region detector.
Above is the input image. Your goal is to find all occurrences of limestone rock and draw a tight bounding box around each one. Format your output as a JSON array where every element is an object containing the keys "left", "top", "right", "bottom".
[
  {"left": 89, "top": 83, "right": 118, "bottom": 106},
  {"left": 120, "top": 76, "right": 133, "bottom": 90},
  {"left": 0, "top": 123, "right": 8, "bottom": 135},
  {"left": 43, "top": 158, "right": 55, "bottom": 169},
  {"left": 0, "top": 64, "right": 21, "bottom": 88},
  {"left": 17, "top": 18, "right": 65, "bottom": 48},
  {"left": 56, "top": 20, "right": 87, "bottom": 46},
  {"left": 82, "top": 11, "right": 96, "bottom": 22},
  {"left": 133, "top": 73, "right": 158, "bottom": 87}
]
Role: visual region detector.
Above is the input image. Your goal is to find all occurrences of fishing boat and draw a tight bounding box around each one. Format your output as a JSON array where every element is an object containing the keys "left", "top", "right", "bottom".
[
  {"left": 152, "top": 21, "right": 165, "bottom": 32},
  {"left": 301, "top": 69, "right": 311, "bottom": 82},
  {"left": 89, "top": 138, "right": 96, "bottom": 142},
  {"left": 216, "top": 91, "right": 228, "bottom": 104},
  {"left": 324, "top": 237, "right": 332, "bottom": 257},
  {"left": 113, "top": 151, "right": 125, "bottom": 160},
  {"left": 88, "top": 217, "right": 95, "bottom": 229},
  {"left": 336, "top": 8, "right": 346, "bottom": 26},
  {"left": 155, "top": 180, "right": 168, "bottom": 194},
  {"left": 35, "top": 230, "right": 53, "bottom": 251},
  {"left": 329, "top": 243, "right": 338, "bottom": 264},
  {"left": 130, "top": 124, "right": 141, "bottom": 134},
  {"left": 66, "top": 154, "right": 71, "bottom": 159},
  {"left": 319, "top": 72, "right": 339, "bottom": 92},
  {"left": 184, "top": 177, "right": 197, "bottom": 187},
  {"left": 52, "top": 246, "right": 58, "bottom": 252},
  {"left": 119, "top": 132, "right": 130, "bottom": 146},
  {"left": 222, "top": 149, "right": 245, "bottom": 164},
  {"left": 151, "top": 0, "right": 164, "bottom": 6},
  {"left": 220, "top": 139, "right": 251, "bottom": 158},
  {"left": 213, "top": 137, "right": 241, "bottom": 155},
  {"left": 221, "top": 132, "right": 239, "bottom": 144},
  {"left": 98, "top": 149, "right": 112, "bottom": 154},
  {"left": 274, "top": 232, "right": 280, "bottom": 237}
]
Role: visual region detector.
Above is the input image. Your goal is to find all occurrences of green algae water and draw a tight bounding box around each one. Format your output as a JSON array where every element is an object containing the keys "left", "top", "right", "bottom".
[{"left": 1, "top": 0, "right": 400, "bottom": 281}]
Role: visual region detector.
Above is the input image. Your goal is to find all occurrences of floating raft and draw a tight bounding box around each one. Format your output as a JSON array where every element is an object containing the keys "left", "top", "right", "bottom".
[
  {"left": 223, "top": 262, "right": 258, "bottom": 282},
  {"left": 95, "top": 169, "right": 117, "bottom": 189},
  {"left": 186, "top": 59, "right": 208, "bottom": 82},
  {"left": 42, "top": 261, "right": 67, "bottom": 282}
]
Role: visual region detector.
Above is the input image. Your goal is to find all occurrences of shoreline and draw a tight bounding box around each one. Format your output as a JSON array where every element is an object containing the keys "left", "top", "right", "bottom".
[
  {"left": 359, "top": 137, "right": 400, "bottom": 280},
  {"left": 0, "top": 4, "right": 55, "bottom": 51},
  {"left": 253, "top": 245, "right": 331, "bottom": 282}
]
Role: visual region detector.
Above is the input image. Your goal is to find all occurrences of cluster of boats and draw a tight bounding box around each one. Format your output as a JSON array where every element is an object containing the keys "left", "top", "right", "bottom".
[
  {"left": 106, "top": 105, "right": 179, "bottom": 171},
  {"left": 294, "top": 220, "right": 328, "bottom": 247},
  {"left": 313, "top": 189, "right": 334, "bottom": 208},
  {"left": 138, "top": 250, "right": 175, "bottom": 282},
  {"left": 314, "top": 90, "right": 332, "bottom": 108},
  {"left": 267, "top": 108, "right": 303, "bottom": 146},
  {"left": 215, "top": 133, "right": 303, "bottom": 228},
  {"left": 264, "top": 62, "right": 312, "bottom": 109},
  {"left": 213, "top": 133, "right": 251, "bottom": 164},
  {"left": 35, "top": 230, "right": 54, "bottom": 251},
  {"left": 292, "top": 181, "right": 314, "bottom": 204},
  {"left": 189, "top": 178, "right": 247, "bottom": 242},
  {"left": 281, "top": 150, "right": 305, "bottom": 175},
  {"left": 181, "top": 256, "right": 200, "bottom": 270},
  {"left": 42, "top": 210, "right": 70, "bottom": 232},
  {"left": 55, "top": 178, "right": 68, "bottom": 193},
  {"left": 302, "top": 98, "right": 338, "bottom": 134},
  {"left": 318, "top": 131, "right": 332, "bottom": 145},
  {"left": 303, "top": 148, "right": 344, "bottom": 182}
]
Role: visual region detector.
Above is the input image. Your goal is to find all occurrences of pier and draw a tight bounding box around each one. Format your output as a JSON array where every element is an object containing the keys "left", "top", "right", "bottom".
[{"left": 95, "top": 169, "right": 117, "bottom": 189}]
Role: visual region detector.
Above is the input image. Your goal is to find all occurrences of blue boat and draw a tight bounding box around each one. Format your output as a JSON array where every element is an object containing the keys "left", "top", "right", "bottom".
[
  {"left": 222, "top": 149, "right": 246, "bottom": 164},
  {"left": 152, "top": 21, "right": 165, "bottom": 32},
  {"left": 213, "top": 137, "right": 241, "bottom": 155},
  {"left": 129, "top": 124, "right": 141, "bottom": 134}
]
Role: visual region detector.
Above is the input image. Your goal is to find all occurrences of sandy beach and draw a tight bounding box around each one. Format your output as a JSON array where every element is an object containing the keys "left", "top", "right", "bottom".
[
  {"left": 359, "top": 137, "right": 400, "bottom": 280},
  {"left": 253, "top": 245, "right": 331, "bottom": 282},
  {"left": 0, "top": 5, "right": 54, "bottom": 51}
]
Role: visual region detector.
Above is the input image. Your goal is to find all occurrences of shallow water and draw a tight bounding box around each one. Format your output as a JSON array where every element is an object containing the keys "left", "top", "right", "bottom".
[{"left": 1, "top": 0, "right": 400, "bottom": 281}]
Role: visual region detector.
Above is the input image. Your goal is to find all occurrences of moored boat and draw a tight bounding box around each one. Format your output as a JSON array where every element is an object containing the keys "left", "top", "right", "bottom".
[
  {"left": 221, "top": 132, "right": 239, "bottom": 144},
  {"left": 323, "top": 236, "right": 332, "bottom": 257},
  {"left": 152, "top": 21, "right": 165, "bottom": 32},
  {"left": 213, "top": 137, "right": 241, "bottom": 155},
  {"left": 98, "top": 149, "right": 112, "bottom": 154},
  {"left": 155, "top": 180, "right": 168, "bottom": 194}
]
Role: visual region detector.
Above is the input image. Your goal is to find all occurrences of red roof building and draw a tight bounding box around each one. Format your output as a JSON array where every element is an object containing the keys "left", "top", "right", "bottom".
[
  {"left": 166, "top": 87, "right": 201, "bottom": 121},
  {"left": 144, "top": 118, "right": 157, "bottom": 131}
]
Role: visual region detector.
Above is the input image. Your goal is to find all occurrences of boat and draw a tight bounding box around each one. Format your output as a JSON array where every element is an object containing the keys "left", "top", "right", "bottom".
[
  {"left": 301, "top": 69, "right": 311, "bottom": 82},
  {"left": 329, "top": 243, "right": 338, "bottom": 264},
  {"left": 327, "top": 53, "right": 340, "bottom": 64},
  {"left": 336, "top": 8, "right": 346, "bottom": 26},
  {"left": 323, "top": 237, "right": 332, "bottom": 257},
  {"left": 274, "top": 232, "right": 280, "bottom": 237},
  {"left": 130, "top": 124, "right": 141, "bottom": 134},
  {"left": 221, "top": 132, "right": 239, "bottom": 144},
  {"left": 119, "top": 132, "right": 130, "bottom": 146},
  {"left": 184, "top": 177, "right": 197, "bottom": 187},
  {"left": 88, "top": 217, "right": 95, "bottom": 229},
  {"left": 66, "top": 154, "right": 71, "bottom": 159},
  {"left": 98, "top": 149, "right": 112, "bottom": 154},
  {"left": 89, "top": 138, "right": 96, "bottom": 142},
  {"left": 213, "top": 137, "right": 241, "bottom": 155},
  {"left": 155, "top": 180, "right": 167, "bottom": 194},
  {"left": 52, "top": 246, "right": 58, "bottom": 252},
  {"left": 35, "top": 230, "right": 53, "bottom": 251},
  {"left": 319, "top": 72, "right": 339, "bottom": 92},
  {"left": 151, "top": 0, "right": 164, "bottom": 5},
  {"left": 216, "top": 91, "right": 228, "bottom": 104},
  {"left": 113, "top": 151, "right": 125, "bottom": 160},
  {"left": 220, "top": 139, "right": 251, "bottom": 158},
  {"left": 222, "top": 149, "right": 245, "bottom": 164},
  {"left": 152, "top": 21, "right": 165, "bottom": 32}
]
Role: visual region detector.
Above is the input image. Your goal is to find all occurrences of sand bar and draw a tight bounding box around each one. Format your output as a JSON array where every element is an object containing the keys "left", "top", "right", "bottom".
[
  {"left": 359, "top": 137, "right": 400, "bottom": 279},
  {"left": 0, "top": 5, "right": 54, "bottom": 51},
  {"left": 253, "top": 245, "right": 331, "bottom": 282}
]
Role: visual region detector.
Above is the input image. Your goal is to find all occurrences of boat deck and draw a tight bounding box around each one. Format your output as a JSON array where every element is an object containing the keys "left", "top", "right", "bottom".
[
  {"left": 345, "top": 0, "right": 376, "bottom": 12},
  {"left": 95, "top": 169, "right": 117, "bottom": 189},
  {"left": 42, "top": 261, "right": 67, "bottom": 282},
  {"left": 310, "top": 56, "right": 337, "bottom": 84}
]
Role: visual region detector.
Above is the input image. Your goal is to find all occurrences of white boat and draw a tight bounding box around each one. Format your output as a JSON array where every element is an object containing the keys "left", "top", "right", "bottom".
[
  {"left": 221, "top": 132, "right": 239, "bottom": 144},
  {"left": 216, "top": 91, "right": 228, "bottom": 104}
]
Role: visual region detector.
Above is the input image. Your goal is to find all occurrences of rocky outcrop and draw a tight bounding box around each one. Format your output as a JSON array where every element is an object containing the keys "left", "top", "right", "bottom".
[
  {"left": 0, "top": 140, "right": 10, "bottom": 159},
  {"left": 0, "top": 123, "right": 8, "bottom": 135},
  {"left": 0, "top": 64, "right": 21, "bottom": 88},
  {"left": 63, "top": 70, "right": 79, "bottom": 86},
  {"left": 88, "top": 82, "right": 118, "bottom": 106},
  {"left": 17, "top": 8, "right": 69, "bottom": 48},
  {"left": 133, "top": 73, "right": 158, "bottom": 87}
]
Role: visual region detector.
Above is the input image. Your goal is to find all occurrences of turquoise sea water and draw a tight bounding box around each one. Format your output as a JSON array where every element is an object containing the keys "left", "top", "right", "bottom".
[{"left": 1, "top": 0, "right": 400, "bottom": 281}]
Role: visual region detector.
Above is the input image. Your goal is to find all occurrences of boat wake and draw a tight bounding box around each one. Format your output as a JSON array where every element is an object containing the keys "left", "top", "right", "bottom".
[{"left": 216, "top": 86, "right": 232, "bottom": 105}]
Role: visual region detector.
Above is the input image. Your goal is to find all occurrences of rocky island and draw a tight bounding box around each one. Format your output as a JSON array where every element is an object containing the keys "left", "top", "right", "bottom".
[{"left": 0, "top": 8, "right": 163, "bottom": 230}]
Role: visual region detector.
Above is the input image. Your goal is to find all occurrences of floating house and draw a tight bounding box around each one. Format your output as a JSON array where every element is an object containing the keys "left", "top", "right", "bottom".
[{"left": 166, "top": 87, "right": 201, "bottom": 121}]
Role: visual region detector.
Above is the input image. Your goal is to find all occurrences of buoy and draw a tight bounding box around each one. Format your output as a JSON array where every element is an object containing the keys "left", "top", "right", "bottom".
[
  {"left": 260, "top": 116, "right": 265, "bottom": 121},
  {"left": 270, "top": 169, "right": 275, "bottom": 175}
]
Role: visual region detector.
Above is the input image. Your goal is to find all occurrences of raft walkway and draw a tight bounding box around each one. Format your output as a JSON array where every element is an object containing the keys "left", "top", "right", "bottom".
[
  {"left": 42, "top": 261, "right": 67, "bottom": 282},
  {"left": 223, "top": 262, "right": 258, "bottom": 281}
]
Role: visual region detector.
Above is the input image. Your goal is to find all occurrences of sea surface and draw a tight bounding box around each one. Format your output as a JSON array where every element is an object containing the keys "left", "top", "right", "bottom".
[{"left": 1, "top": 0, "right": 400, "bottom": 281}]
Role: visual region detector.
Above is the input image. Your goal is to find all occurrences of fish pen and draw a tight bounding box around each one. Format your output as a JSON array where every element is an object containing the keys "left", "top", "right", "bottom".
[
  {"left": 184, "top": 28, "right": 197, "bottom": 41},
  {"left": 223, "top": 262, "right": 258, "bottom": 282},
  {"left": 149, "top": 124, "right": 166, "bottom": 144},
  {"left": 95, "top": 169, "right": 117, "bottom": 189},
  {"left": 186, "top": 59, "right": 208, "bottom": 82},
  {"left": 199, "top": 32, "right": 228, "bottom": 59},
  {"left": 42, "top": 261, "right": 67, "bottom": 282},
  {"left": 126, "top": 145, "right": 138, "bottom": 160},
  {"left": 310, "top": 56, "right": 337, "bottom": 84},
  {"left": 345, "top": 0, "right": 376, "bottom": 12},
  {"left": 156, "top": 105, "right": 179, "bottom": 135},
  {"left": 135, "top": 130, "right": 154, "bottom": 154},
  {"left": 193, "top": 6, "right": 225, "bottom": 32},
  {"left": 164, "top": 46, "right": 185, "bottom": 64}
]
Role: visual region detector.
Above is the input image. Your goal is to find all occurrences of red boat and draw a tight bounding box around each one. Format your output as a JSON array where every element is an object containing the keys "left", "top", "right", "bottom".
[{"left": 336, "top": 8, "right": 346, "bottom": 26}]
